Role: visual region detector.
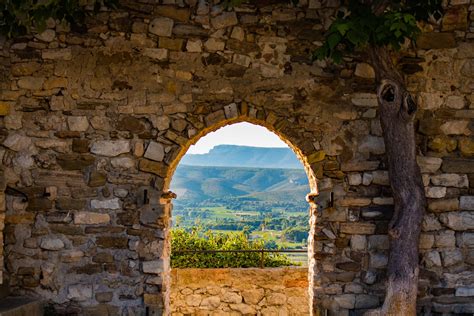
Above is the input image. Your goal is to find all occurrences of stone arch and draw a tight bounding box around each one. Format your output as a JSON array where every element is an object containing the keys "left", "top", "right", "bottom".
[
  {"left": 164, "top": 114, "right": 318, "bottom": 195},
  {"left": 162, "top": 108, "right": 321, "bottom": 315}
]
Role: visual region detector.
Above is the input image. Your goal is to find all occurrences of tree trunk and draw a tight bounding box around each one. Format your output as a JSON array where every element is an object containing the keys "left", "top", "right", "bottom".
[{"left": 364, "top": 46, "right": 426, "bottom": 316}]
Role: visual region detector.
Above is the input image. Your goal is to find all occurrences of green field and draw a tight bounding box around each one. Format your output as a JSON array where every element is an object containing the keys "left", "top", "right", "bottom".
[{"left": 171, "top": 165, "right": 310, "bottom": 266}]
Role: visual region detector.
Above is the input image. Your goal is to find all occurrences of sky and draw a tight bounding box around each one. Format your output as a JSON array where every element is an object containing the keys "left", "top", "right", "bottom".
[{"left": 187, "top": 122, "right": 289, "bottom": 154}]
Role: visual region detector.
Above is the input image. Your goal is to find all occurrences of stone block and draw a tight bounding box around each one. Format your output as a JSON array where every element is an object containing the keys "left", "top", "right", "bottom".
[
  {"left": 91, "top": 198, "right": 120, "bottom": 210},
  {"left": 368, "top": 235, "right": 389, "bottom": 250},
  {"left": 340, "top": 223, "right": 376, "bottom": 235},
  {"left": 139, "top": 159, "right": 167, "bottom": 177},
  {"left": 142, "top": 260, "right": 164, "bottom": 274},
  {"left": 424, "top": 250, "right": 442, "bottom": 268},
  {"left": 242, "top": 289, "right": 264, "bottom": 305},
  {"left": 3, "top": 133, "right": 32, "bottom": 151},
  {"left": 18, "top": 77, "right": 45, "bottom": 90},
  {"left": 435, "top": 230, "right": 456, "bottom": 248},
  {"left": 204, "top": 38, "right": 225, "bottom": 51},
  {"left": 0, "top": 102, "right": 11, "bottom": 116},
  {"left": 111, "top": 157, "right": 135, "bottom": 169},
  {"left": 455, "top": 287, "right": 474, "bottom": 297},
  {"left": 460, "top": 196, "right": 474, "bottom": 210},
  {"left": 154, "top": 6, "right": 190, "bottom": 22},
  {"left": 74, "top": 212, "right": 111, "bottom": 225},
  {"left": 334, "top": 294, "right": 356, "bottom": 309},
  {"left": 350, "top": 235, "right": 366, "bottom": 250},
  {"left": 369, "top": 252, "right": 388, "bottom": 268},
  {"left": 428, "top": 198, "right": 459, "bottom": 213},
  {"left": 440, "top": 212, "right": 474, "bottom": 231},
  {"left": 68, "top": 284, "right": 93, "bottom": 301},
  {"left": 143, "top": 48, "right": 168, "bottom": 61},
  {"left": 40, "top": 237, "right": 64, "bottom": 250},
  {"left": 149, "top": 17, "right": 174, "bottom": 37},
  {"left": 441, "top": 249, "right": 463, "bottom": 267},
  {"left": 459, "top": 232, "right": 474, "bottom": 248},
  {"left": 442, "top": 158, "right": 474, "bottom": 173},
  {"left": 90, "top": 140, "right": 131, "bottom": 157},
  {"left": 230, "top": 303, "right": 256, "bottom": 314},
  {"left": 42, "top": 48, "right": 72, "bottom": 60},
  {"left": 417, "top": 156, "right": 442, "bottom": 173},
  {"left": 211, "top": 12, "right": 238, "bottom": 29},
  {"left": 431, "top": 174, "right": 469, "bottom": 188},
  {"left": 417, "top": 33, "right": 456, "bottom": 49},
  {"left": 144, "top": 142, "right": 165, "bottom": 162},
  {"left": 159, "top": 37, "right": 184, "bottom": 51},
  {"left": 426, "top": 186, "right": 447, "bottom": 199},
  {"left": 355, "top": 294, "right": 379, "bottom": 309},
  {"left": 355, "top": 63, "right": 375, "bottom": 79},
  {"left": 419, "top": 233, "right": 435, "bottom": 249}
]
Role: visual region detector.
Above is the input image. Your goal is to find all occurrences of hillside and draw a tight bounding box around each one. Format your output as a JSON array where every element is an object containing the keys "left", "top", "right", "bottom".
[
  {"left": 180, "top": 145, "right": 303, "bottom": 169},
  {"left": 170, "top": 147, "right": 310, "bottom": 252},
  {"left": 171, "top": 165, "right": 309, "bottom": 203}
]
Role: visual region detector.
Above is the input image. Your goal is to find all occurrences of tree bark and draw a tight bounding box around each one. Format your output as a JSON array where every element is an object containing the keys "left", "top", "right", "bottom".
[{"left": 364, "top": 46, "right": 426, "bottom": 316}]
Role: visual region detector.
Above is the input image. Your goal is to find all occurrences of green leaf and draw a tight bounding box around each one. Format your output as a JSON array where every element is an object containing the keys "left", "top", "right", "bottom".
[{"left": 327, "top": 32, "right": 342, "bottom": 50}]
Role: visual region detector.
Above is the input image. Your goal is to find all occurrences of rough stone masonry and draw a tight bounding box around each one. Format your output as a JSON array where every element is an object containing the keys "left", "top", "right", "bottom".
[{"left": 0, "top": 0, "right": 473, "bottom": 315}]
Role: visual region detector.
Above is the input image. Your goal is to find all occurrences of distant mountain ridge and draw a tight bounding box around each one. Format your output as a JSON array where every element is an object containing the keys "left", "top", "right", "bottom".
[
  {"left": 180, "top": 145, "right": 303, "bottom": 169},
  {"left": 171, "top": 165, "right": 309, "bottom": 202}
]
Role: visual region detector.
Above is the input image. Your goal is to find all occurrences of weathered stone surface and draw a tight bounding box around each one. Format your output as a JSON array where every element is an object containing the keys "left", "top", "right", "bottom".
[
  {"left": 222, "top": 291, "right": 243, "bottom": 304},
  {"left": 154, "top": 6, "right": 190, "bottom": 22},
  {"left": 417, "top": 156, "right": 442, "bottom": 173},
  {"left": 431, "top": 174, "right": 469, "bottom": 188},
  {"left": 90, "top": 140, "right": 131, "bottom": 157},
  {"left": 149, "top": 17, "right": 174, "bottom": 37},
  {"left": 441, "top": 249, "right": 463, "bottom": 267},
  {"left": 111, "top": 157, "right": 135, "bottom": 169},
  {"left": 434, "top": 230, "right": 455, "bottom": 248},
  {"left": 424, "top": 251, "right": 442, "bottom": 268},
  {"left": 340, "top": 223, "right": 376, "bottom": 235},
  {"left": 139, "top": 159, "right": 167, "bottom": 177},
  {"left": 211, "top": 12, "right": 238, "bottom": 29},
  {"left": 426, "top": 186, "right": 447, "bottom": 199},
  {"left": 354, "top": 63, "right": 375, "bottom": 79},
  {"left": 42, "top": 48, "right": 72, "bottom": 60},
  {"left": 96, "top": 236, "right": 128, "bottom": 249},
  {"left": 143, "top": 48, "right": 168, "bottom": 61},
  {"left": 428, "top": 198, "right": 459, "bottom": 213},
  {"left": 440, "top": 212, "right": 474, "bottom": 231},
  {"left": 350, "top": 235, "right": 367, "bottom": 250},
  {"left": 242, "top": 289, "right": 264, "bottom": 305},
  {"left": 3, "top": 133, "right": 32, "bottom": 151},
  {"left": 91, "top": 198, "right": 120, "bottom": 210},
  {"left": 417, "top": 32, "right": 456, "bottom": 49},
  {"left": 40, "top": 237, "right": 64, "bottom": 251},
  {"left": 460, "top": 196, "right": 474, "bottom": 210},
  {"left": 143, "top": 260, "right": 164, "bottom": 274},
  {"left": 358, "top": 136, "right": 385, "bottom": 154},
  {"left": 68, "top": 284, "right": 92, "bottom": 301},
  {"left": 442, "top": 158, "right": 474, "bottom": 173},
  {"left": 74, "top": 212, "right": 110, "bottom": 225},
  {"left": 355, "top": 294, "right": 379, "bottom": 309},
  {"left": 144, "top": 142, "right": 165, "bottom": 162}
]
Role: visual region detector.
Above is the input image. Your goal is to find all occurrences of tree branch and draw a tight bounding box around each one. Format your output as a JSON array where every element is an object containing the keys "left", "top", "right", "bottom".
[{"left": 372, "top": 0, "right": 392, "bottom": 16}]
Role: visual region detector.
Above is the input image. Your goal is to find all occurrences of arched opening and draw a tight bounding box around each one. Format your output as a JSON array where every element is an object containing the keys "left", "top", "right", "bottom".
[{"left": 165, "top": 119, "right": 318, "bottom": 315}]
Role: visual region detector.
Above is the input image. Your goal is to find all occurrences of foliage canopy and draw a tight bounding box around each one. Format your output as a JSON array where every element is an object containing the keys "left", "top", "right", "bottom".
[
  {"left": 314, "top": 0, "right": 444, "bottom": 63},
  {"left": 171, "top": 228, "right": 298, "bottom": 268},
  {"left": 0, "top": 0, "right": 117, "bottom": 37}
]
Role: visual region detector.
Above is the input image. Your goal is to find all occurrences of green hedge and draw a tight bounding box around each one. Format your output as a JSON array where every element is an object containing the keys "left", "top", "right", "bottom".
[{"left": 171, "top": 228, "right": 296, "bottom": 268}]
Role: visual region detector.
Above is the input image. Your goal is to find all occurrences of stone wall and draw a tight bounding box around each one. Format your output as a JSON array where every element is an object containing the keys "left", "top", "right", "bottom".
[
  {"left": 170, "top": 267, "right": 308, "bottom": 315},
  {"left": 0, "top": 0, "right": 472, "bottom": 314}
]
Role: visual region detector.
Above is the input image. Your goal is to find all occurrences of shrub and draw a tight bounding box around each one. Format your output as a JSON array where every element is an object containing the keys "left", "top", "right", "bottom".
[{"left": 171, "top": 228, "right": 297, "bottom": 268}]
